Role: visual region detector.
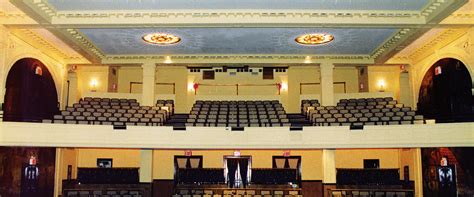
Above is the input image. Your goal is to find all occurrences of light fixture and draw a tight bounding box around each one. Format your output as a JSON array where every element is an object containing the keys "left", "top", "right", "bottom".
[
  {"left": 281, "top": 82, "right": 288, "bottom": 91},
  {"left": 295, "top": 33, "right": 334, "bottom": 45},
  {"left": 90, "top": 78, "right": 98, "bottom": 92},
  {"left": 142, "top": 33, "right": 181, "bottom": 45},
  {"left": 377, "top": 79, "right": 386, "bottom": 92},
  {"left": 164, "top": 56, "right": 173, "bottom": 64},
  {"left": 187, "top": 82, "right": 195, "bottom": 92}
]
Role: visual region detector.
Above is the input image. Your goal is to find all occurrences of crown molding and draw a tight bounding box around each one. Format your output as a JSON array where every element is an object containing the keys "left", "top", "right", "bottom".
[
  {"left": 101, "top": 54, "right": 374, "bottom": 64},
  {"left": 408, "top": 28, "right": 469, "bottom": 62},
  {"left": 11, "top": 0, "right": 464, "bottom": 27},
  {"left": 9, "top": 28, "right": 86, "bottom": 63}
]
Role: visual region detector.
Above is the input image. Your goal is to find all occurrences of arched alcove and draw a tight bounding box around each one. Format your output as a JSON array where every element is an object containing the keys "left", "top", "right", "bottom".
[
  {"left": 3, "top": 58, "right": 59, "bottom": 122},
  {"left": 417, "top": 58, "right": 473, "bottom": 122}
]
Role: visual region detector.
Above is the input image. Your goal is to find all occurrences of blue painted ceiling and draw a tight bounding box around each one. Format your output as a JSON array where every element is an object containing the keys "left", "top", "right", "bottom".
[
  {"left": 48, "top": 0, "right": 429, "bottom": 11},
  {"left": 79, "top": 28, "right": 397, "bottom": 55}
]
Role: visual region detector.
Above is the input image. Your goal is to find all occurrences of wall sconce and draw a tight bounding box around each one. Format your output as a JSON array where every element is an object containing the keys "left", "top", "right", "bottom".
[
  {"left": 188, "top": 82, "right": 198, "bottom": 95},
  {"left": 277, "top": 82, "right": 288, "bottom": 95},
  {"left": 90, "top": 79, "right": 98, "bottom": 92},
  {"left": 377, "top": 80, "right": 385, "bottom": 92},
  {"left": 281, "top": 82, "right": 288, "bottom": 91}
]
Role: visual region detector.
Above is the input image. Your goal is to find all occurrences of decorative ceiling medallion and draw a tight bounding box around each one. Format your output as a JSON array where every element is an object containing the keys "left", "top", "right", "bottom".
[
  {"left": 142, "top": 33, "right": 181, "bottom": 45},
  {"left": 295, "top": 33, "right": 334, "bottom": 45}
]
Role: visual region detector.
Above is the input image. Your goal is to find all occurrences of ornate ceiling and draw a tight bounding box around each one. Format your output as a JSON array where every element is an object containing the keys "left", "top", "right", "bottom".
[
  {"left": 79, "top": 28, "right": 396, "bottom": 55},
  {"left": 5, "top": 0, "right": 471, "bottom": 65}
]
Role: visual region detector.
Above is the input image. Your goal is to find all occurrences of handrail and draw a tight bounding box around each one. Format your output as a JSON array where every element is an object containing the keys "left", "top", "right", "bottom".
[
  {"left": 129, "top": 82, "right": 175, "bottom": 94},
  {"left": 300, "top": 82, "right": 346, "bottom": 94}
]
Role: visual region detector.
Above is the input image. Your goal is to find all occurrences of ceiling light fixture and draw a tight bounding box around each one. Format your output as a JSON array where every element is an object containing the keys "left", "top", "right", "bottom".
[
  {"left": 142, "top": 33, "right": 181, "bottom": 45},
  {"left": 295, "top": 33, "right": 334, "bottom": 45}
]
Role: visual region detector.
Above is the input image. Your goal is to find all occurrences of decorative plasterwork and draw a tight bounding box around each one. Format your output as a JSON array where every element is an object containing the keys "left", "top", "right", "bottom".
[
  {"left": 64, "top": 28, "right": 105, "bottom": 59},
  {"left": 370, "top": 28, "right": 413, "bottom": 59},
  {"left": 407, "top": 28, "right": 469, "bottom": 62},
  {"left": 9, "top": 0, "right": 469, "bottom": 64},
  {"left": 0, "top": 11, "right": 36, "bottom": 25},
  {"left": 10, "top": 28, "right": 85, "bottom": 62},
  {"left": 441, "top": 12, "right": 474, "bottom": 24},
  {"left": 102, "top": 54, "right": 374, "bottom": 64},
  {"left": 14, "top": 0, "right": 459, "bottom": 26}
]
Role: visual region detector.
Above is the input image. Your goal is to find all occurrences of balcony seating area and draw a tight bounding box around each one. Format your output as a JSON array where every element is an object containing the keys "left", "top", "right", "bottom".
[
  {"left": 306, "top": 98, "right": 424, "bottom": 126},
  {"left": 186, "top": 100, "right": 291, "bottom": 127},
  {"left": 43, "top": 97, "right": 173, "bottom": 126}
]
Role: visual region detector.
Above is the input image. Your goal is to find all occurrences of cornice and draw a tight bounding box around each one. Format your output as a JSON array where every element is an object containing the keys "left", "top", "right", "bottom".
[
  {"left": 64, "top": 28, "right": 105, "bottom": 60},
  {"left": 15, "top": 0, "right": 457, "bottom": 26},
  {"left": 408, "top": 28, "right": 469, "bottom": 62},
  {"left": 101, "top": 54, "right": 374, "bottom": 64},
  {"left": 370, "top": 28, "right": 414, "bottom": 59},
  {"left": 10, "top": 28, "right": 84, "bottom": 62}
]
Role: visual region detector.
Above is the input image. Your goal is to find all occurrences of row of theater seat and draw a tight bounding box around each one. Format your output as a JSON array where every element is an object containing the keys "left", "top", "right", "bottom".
[
  {"left": 43, "top": 98, "right": 174, "bottom": 126},
  {"left": 186, "top": 100, "right": 290, "bottom": 127},
  {"left": 303, "top": 98, "right": 424, "bottom": 126},
  {"left": 175, "top": 190, "right": 300, "bottom": 197},
  {"left": 173, "top": 195, "right": 301, "bottom": 197},
  {"left": 65, "top": 190, "right": 143, "bottom": 197}
]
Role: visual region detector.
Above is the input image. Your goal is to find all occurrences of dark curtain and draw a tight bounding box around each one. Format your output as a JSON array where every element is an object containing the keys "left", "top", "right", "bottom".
[
  {"left": 227, "top": 159, "right": 238, "bottom": 188},
  {"left": 239, "top": 159, "right": 249, "bottom": 188}
]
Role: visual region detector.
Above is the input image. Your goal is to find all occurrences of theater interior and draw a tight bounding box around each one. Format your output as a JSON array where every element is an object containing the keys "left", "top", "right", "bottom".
[{"left": 0, "top": 0, "right": 474, "bottom": 197}]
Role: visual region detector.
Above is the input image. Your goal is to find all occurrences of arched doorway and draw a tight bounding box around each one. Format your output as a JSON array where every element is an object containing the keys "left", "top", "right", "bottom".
[
  {"left": 417, "top": 58, "right": 473, "bottom": 122},
  {"left": 3, "top": 58, "right": 59, "bottom": 122}
]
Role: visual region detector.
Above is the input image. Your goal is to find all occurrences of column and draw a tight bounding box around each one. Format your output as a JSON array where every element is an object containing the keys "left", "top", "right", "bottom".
[
  {"left": 414, "top": 148, "right": 423, "bottom": 197},
  {"left": 67, "top": 71, "right": 78, "bottom": 107},
  {"left": 320, "top": 63, "right": 335, "bottom": 106},
  {"left": 140, "top": 149, "right": 153, "bottom": 183},
  {"left": 322, "top": 149, "right": 336, "bottom": 197},
  {"left": 53, "top": 148, "right": 63, "bottom": 197},
  {"left": 399, "top": 67, "right": 413, "bottom": 108},
  {"left": 142, "top": 63, "right": 156, "bottom": 106}
]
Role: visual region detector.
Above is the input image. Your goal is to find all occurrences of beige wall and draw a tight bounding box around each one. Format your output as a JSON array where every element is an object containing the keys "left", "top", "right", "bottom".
[
  {"left": 117, "top": 66, "right": 142, "bottom": 93},
  {"left": 76, "top": 148, "right": 141, "bottom": 168},
  {"left": 153, "top": 149, "right": 323, "bottom": 181},
  {"left": 71, "top": 64, "right": 369, "bottom": 113},
  {"left": 157, "top": 66, "right": 188, "bottom": 113},
  {"left": 368, "top": 66, "right": 401, "bottom": 100},
  {"left": 399, "top": 148, "right": 416, "bottom": 181},
  {"left": 334, "top": 67, "right": 359, "bottom": 94},
  {"left": 76, "top": 66, "right": 109, "bottom": 98},
  {"left": 335, "top": 149, "right": 400, "bottom": 169},
  {"left": 67, "top": 148, "right": 407, "bottom": 182},
  {"left": 55, "top": 148, "right": 78, "bottom": 195}
]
